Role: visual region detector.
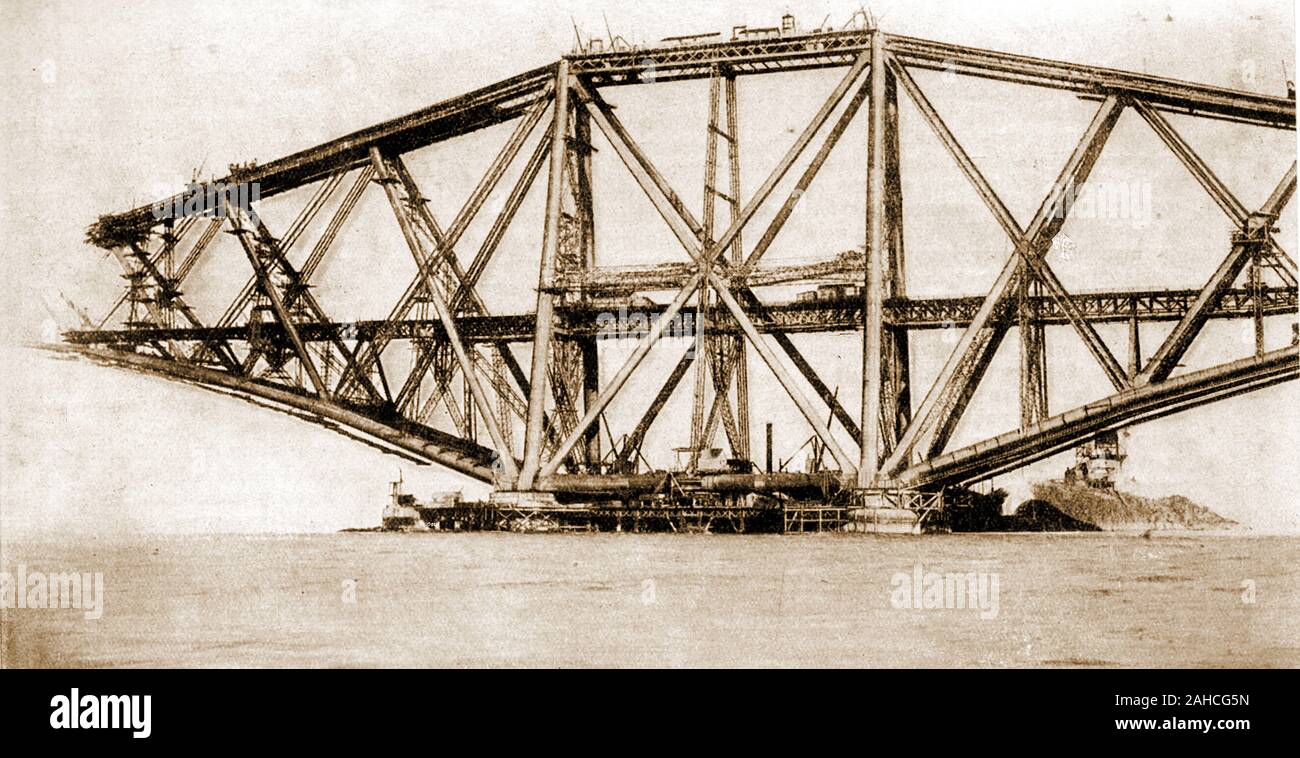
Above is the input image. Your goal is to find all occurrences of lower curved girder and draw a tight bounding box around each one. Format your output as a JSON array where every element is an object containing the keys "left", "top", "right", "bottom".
[
  {"left": 896, "top": 345, "right": 1299, "bottom": 489},
  {"left": 49, "top": 344, "right": 503, "bottom": 483}
]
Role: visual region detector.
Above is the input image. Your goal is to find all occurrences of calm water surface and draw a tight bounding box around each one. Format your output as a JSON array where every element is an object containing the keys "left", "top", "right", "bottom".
[{"left": 2, "top": 532, "right": 1296, "bottom": 667}]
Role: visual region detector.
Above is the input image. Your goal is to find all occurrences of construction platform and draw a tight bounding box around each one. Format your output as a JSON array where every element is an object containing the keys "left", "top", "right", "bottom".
[{"left": 384, "top": 482, "right": 947, "bottom": 535}]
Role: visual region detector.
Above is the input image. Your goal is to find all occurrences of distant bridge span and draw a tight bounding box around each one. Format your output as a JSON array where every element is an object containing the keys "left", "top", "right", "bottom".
[{"left": 67, "top": 21, "right": 1297, "bottom": 498}]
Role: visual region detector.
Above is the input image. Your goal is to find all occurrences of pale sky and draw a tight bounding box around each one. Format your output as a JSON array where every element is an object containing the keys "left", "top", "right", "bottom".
[{"left": 1, "top": 0, "right": 1297, "bottom": 535}]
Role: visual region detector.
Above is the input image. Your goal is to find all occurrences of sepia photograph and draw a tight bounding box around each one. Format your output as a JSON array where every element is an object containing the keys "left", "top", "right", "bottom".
[{"left": 1, "top": 0, "right": 1296, "bottom": 726}]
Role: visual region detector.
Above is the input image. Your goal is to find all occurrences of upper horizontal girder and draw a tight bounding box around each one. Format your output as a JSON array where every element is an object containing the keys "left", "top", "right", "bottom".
[
  {"left": 574, "top": 31, "right": 1295, "bottom": 128},
  {"left": 96, "top": 64, "right": 558, "bottom": 235},
  {"left": 89, "top": 27, "right": 1294, "bottom": 243}
]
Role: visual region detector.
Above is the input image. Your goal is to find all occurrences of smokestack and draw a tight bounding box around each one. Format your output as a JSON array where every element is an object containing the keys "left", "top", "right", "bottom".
[{"left": 765, "top": 423, "right": 773, "bottom": 473}]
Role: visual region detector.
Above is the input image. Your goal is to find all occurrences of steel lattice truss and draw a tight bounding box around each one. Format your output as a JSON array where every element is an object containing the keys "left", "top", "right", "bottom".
[{"left": 65, "top": 26, "right": 1298, "bottom": 493}]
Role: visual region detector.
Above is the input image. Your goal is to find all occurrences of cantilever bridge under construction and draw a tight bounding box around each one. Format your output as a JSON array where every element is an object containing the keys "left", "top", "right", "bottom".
[{"left": 62, "top": 17, "right": 1298, "bottom": 522}]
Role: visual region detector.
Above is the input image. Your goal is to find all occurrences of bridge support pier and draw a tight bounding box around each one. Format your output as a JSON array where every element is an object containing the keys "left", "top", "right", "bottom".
[
  {"left": 846, "top": 488, "right": 943, "bottom": 534},
  {"left": 519, "top": 60, "right": 572, "bottom": 490},
  {"left": 568, "top": 101, "right": 602, "bottom": 470},
  {"left": 881, "top": 59, "right": 912, "bottom": 461},
  {"left": 862, "top": 28, "right": 911, "bottom": 484},
  {"left": 859, "top": 28, "right": 888, "bottom": 486}
]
